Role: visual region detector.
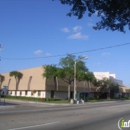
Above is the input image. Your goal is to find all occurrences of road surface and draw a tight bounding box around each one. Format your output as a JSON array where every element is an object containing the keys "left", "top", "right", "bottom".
[{"left": 0, "top": 100, "right": 130, "bottom": 130}]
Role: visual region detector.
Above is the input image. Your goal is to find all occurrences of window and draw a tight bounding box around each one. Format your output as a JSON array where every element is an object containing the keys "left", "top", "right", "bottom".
[
  {"left": 20, "top": 91, "right": 22, "bottom": 96},
  {"left": 38, "top": 91, "right": 41, "bottom": 96},
  {"left": 25, "top": 91, "right": 28, "bottom": 96},
  {"left": 51, "top": 91, "right": 54, "bottom": 98}
]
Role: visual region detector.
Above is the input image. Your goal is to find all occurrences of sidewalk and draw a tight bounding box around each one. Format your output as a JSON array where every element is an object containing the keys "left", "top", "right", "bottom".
[
  {"left": 0, "top": 98, "right": 70, "bottom": 106},
  {"left": 1, "top": 98, "right": 125, "bottom": 106},
  {"left": 0, "top": 99, "right": 125, "bottom": 105}
]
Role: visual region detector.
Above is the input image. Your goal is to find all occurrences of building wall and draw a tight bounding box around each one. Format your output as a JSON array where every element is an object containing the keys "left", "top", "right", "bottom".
[
  {"left": 2, "top": 67, "right": 46, "bottom": 91},
  {"left": 94, "top": 72, "right": 123, "bottom": 85},
  {"left": 54, "top": 92, "right": 68, "bottom": 99},
  {"left": 94, "top": 72, "right": 110, "bottom": 80},
  {"left": 109, "top": 74, "right": 116, "bottom": 78},
  {"left": 2, "top": 67, "right": 128, "bottom": 99},
  {"left": 109, "top": 76, "right": 123, "bottom": 86}
]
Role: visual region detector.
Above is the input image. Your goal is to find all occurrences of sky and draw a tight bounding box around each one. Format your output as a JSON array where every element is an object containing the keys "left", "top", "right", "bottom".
[{"left": 0, "top": 0, "right": 130, "bottom": 86}]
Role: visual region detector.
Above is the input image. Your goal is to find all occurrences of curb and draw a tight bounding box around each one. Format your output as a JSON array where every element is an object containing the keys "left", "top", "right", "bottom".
[{"left": 2, "top": 99, "right": 70, "bottom": 106}]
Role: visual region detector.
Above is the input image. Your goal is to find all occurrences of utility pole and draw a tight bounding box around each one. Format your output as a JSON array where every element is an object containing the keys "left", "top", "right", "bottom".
[
  {"left": 0, "top": 44, "right": 3, "bottom": 104},
  {"left": 73, "top": 56, "right": 88, "bottom": 102},
  {"left": 74, "top": 61, "right": 76, "bottom": 101}
]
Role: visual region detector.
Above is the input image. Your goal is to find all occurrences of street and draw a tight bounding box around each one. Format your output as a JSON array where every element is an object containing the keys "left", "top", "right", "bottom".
[{"left": 0, "top": 100, "right": 130, "bottom": 130}]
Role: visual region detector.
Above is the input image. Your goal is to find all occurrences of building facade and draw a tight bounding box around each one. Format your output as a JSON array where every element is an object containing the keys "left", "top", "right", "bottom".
[
  {"left": 93, "top": 72, "right": 129, "bottom": 97},
  {"left": 1, "top": 66, "right": 96, "bottom": 99},
  {"left": 0, "top": 67, "right": 129, "bottom": 99}
]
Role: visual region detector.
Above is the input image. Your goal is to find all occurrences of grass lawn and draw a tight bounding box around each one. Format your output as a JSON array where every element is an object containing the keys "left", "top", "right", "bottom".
[
  {"left": 45, "top": 100, "right": 69, "bottom": 104},
  {"left": 2, "top": 96, "right": 70, "bottom": 104}
]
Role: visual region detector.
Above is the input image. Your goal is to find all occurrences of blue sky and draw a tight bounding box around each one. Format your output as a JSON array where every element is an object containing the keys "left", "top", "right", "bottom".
[{"left": 0, "top": 0, "right": 130, "bottom": 86}]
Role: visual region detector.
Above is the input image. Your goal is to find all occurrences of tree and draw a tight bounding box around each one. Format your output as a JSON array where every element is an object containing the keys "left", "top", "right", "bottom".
[
  {"left": 58, "top": 54, "right": 88, "bottom": 100},
  {"left": 109, "top": 83, "right": 119, "bottom": 98},
  {"left": 0, "top": 74, "right": 5, "bottom": 90},
  {"left": 93, "top": 77, "right": 111, "bottom": 98},
  {"left": 78, "top": 71, "right": 95, "bottom": 93},
  {"left": 58, "top": 0, "right": 130, "bottom": 32},
  {"left": 9, "top": 71, "right": 23, "bottom": 95},
  {"left": 43, "top": 54, "right": 88, "bottom": 100},
  {"left": 84, "top": 72, "right": 95, "bottom": 93},
  {"left": 43, "top": 65, "right": 58, "bottom": 91}
]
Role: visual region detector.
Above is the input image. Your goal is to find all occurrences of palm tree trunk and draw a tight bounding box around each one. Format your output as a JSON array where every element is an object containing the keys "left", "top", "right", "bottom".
[
  {"left": 89, "top": 81, "right": 91, "bottom": 98},
  {"left": 87, "top": 81, "right": 90, "bottom": 98},
  {"left": 15, "top": 82, "right": 18, "bottom": 96},
  {"left": 68, "top": 84, "right": 71, "bottom": 100},
  {"left": 15, "top": 79, "right": 19, "bottom": 96},
  {"left": 54, "top": 77, "right": 56, "bottom": 91},
  {"left": 54, "top": 76, "right": 58, "bottom": 91},
  {"left": 0, "top": 82, "right": 2, "bottom": 90}
]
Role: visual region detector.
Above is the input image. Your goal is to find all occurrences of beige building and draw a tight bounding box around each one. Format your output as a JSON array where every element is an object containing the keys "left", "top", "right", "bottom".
[
  {"left": 1, "top": 66, "right": 129, "bottom": 99},
  {"left": 1, "top": 66, "right": 96, "bottom": 99}
]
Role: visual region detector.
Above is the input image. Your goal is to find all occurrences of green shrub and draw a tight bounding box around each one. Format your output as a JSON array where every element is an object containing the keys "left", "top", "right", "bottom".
[{"left": 4, "top": 95, "right": 63, "bottom": 102}]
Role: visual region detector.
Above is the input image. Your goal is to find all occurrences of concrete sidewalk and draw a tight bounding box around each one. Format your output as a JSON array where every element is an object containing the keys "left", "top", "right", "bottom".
[
  {"left": 0, "top": 98, "right": 124, "bottom": 106},
  {"left": 0, "top": 98, "right": 70, "bottom": 106}
]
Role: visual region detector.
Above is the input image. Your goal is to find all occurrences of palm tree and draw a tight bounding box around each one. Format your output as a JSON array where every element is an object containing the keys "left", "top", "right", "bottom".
[
  {"left": 77, "top": 71, "right": 95, "bottom": 100},
  {"left": 9, "top": 71, "right": 23, "bottom": 96},
  {"left": 0, "top": 74, "right": 5, "bottom": 90},
  {"left": 43, "top": 65, "right": 58, "bottom": 91},
  {"left": 84, "top": 72, "right": 95, "bottom": 93}
]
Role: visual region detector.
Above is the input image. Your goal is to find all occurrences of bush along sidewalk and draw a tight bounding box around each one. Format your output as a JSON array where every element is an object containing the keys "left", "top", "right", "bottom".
[{"left": 2, "top": 95, "right": 69, "bottom": 103}]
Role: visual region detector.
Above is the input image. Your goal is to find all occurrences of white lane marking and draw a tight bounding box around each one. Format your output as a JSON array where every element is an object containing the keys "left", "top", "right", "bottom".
[{"left": 8, "top": 121, "right": 60, "bottom": 130}]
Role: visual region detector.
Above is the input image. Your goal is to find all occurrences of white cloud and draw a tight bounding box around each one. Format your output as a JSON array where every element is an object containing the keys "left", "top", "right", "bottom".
[
  {"left": 61, "top": 28, "right": 70, "bottom": 33},
  {"left": 34, "top": 50, "right": 43, "bottom": 55},
  {"left": 73, "top": 26, "right": 82, "bottom": 32},
  {"left": 87, "top": 22, "right": 94, "bottom": 27},
  {"left": 95, "top": 62, "right": 101, "bottom": 65},
  {"left": 102, "top": 53, "right": 111, "bottom": 57},
  {"left": 68, "top": 32, "right": 89, "bottom": 40},
  {"left": 45, "top": 53, "right": 51, "bottom": 57}
]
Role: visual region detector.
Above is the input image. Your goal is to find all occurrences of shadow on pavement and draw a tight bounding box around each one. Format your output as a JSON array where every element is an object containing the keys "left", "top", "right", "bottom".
[{"left": 0, "top": 101, "right": 18, "bottom": 106}]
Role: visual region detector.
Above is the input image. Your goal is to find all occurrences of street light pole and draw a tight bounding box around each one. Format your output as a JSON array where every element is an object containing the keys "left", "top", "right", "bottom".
[
  {"left": 73, "top": 56, "right": 88, "bottom": 101},
  {"left": 0, "top": 44, "right": 2, "bottom": 104},
  {"left": 74, "top": 61, "right": 76, "bottom": 100}
]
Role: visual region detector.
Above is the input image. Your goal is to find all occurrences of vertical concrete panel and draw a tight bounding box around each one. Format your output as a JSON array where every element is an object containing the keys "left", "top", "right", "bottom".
[
  {"left": 12, "top": 91, "right": 15, "bottom": 96},
  {"left": 17, "top": 91, "right": 20, "bottom": 96},
  {"left": 54, "top": 92, "right": 68, "bottom": 99},
  {"left": 46, "top": 91, "right": 51, "bottom": 98},
  {"left": 41, "top": 92, "right": 45, "bottom": 98},
  {"left": 27, "top": 91, "right": 32, "bottom": 97},
  {"left": 21, "top": 91, "right": 25, "bottom": 96}
]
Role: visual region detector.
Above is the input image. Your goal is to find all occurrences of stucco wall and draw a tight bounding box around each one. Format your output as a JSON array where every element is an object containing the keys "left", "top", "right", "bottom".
[
  {"left": 2, "top": 66, "right": 46, "bottom": 91},
  {"left": 54, "top": 92, "right": 68, "bottom": 99},
  {"left": 94, "top": 72, "right": 110, "bottom": 80}
]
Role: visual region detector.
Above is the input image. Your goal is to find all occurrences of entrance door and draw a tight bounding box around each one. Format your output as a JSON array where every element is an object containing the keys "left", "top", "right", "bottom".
[{"left": 51, "top": 91, "right": 54, "bottom": 98}]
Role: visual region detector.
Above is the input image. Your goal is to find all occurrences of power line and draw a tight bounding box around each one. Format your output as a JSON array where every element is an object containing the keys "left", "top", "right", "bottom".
[{"left": 1, "top": 42, "right": 130, "bottom": 60}]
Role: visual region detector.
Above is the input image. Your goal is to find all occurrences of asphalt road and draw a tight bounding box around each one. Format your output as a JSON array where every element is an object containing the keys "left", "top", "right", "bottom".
[{"left": 0, "top": 100, "right": 130, "bottom": 130}]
